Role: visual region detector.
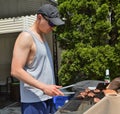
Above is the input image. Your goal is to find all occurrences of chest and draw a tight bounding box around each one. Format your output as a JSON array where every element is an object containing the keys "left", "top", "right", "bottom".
[{"left": 27, "top": 40, "right": 48, "bottom": 65}]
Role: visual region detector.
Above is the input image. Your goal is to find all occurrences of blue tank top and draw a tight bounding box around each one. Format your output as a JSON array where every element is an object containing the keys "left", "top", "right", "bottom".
[{"left": 20, "top": 29, "right": 55, "bottom": 103}]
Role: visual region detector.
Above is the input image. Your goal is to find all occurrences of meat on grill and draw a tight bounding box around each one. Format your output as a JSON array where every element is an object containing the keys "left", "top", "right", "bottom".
[
  {"left": 87, "top": 91, "right": 95, "bottom": 97},
  {"left": 76, "top": 87, "right": 117, "bottom": 104},
  {"left": 94, "top": 97, "right": 100, "bottom": 103},
  {"left": 93, "top": 89, "right": 100, "bottom": 93}
]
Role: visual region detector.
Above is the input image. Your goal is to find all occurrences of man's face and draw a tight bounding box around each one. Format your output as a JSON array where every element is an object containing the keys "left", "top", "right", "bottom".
[
  {"left": 42, "top": 15, "right": 56, "bottom": 28},
  {"left": 37, "top": 14, "right": 56, "bottom": 34}
]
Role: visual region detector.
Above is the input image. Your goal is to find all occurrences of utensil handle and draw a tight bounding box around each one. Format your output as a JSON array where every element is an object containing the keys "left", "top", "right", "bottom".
[{"left": 60, "top": 84, "right": 76, "bottom": 90}]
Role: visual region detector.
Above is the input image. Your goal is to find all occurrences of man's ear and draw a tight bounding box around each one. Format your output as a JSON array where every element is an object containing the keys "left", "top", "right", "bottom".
[{"left": 37, "top": 14, "right": 42, "bottom": 20}]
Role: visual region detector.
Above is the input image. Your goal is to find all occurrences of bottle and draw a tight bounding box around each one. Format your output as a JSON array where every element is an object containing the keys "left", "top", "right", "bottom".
[{"left": 104, "top": 69, "right": 110, "bottom": 83}]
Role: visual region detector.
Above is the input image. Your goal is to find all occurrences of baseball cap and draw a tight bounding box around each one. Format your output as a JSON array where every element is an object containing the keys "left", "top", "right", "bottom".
[{"left": 37, "top": 4, "right": 65, "bottom": 26}]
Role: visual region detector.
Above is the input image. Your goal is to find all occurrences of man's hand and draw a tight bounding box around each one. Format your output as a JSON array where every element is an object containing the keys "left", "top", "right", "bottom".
[{"left": 43, "top": 84, "right": 64, "bottom": 96}]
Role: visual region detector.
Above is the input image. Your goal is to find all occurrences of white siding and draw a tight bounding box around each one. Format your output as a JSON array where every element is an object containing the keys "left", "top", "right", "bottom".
[{"left": 0, "top": 15, "right": 36, "bottom": 34}]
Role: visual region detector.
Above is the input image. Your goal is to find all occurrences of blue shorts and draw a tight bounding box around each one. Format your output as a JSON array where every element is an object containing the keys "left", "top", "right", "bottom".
[{"left": 21, "top": 99, "right": 57, "bottom": 114}]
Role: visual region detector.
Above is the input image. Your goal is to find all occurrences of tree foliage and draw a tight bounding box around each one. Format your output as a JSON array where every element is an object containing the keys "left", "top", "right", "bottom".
[{"left": 56, "top": 0, "right": 120, "bottom": 86}]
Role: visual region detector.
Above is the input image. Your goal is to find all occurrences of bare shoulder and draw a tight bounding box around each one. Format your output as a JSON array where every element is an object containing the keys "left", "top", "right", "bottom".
[
  {"left": 17, "top": 31, "right": 33, "bottom": 42},
  {"left": 15, "top": 31, "right": 33, "bottom": 47}
]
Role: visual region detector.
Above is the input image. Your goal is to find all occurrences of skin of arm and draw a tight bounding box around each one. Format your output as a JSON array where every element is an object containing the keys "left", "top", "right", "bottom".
[{"left": 11, "top": 32, "right": 64, "bottom": 96}]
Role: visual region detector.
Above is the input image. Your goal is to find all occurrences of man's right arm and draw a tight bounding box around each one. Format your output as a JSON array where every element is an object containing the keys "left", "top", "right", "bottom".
[{"left": 11, "top": 32, "right": 64, "bottom": 96}]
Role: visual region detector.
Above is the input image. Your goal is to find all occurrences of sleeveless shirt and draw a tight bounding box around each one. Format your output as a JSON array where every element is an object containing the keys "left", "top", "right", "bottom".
[{"left": 20, "top": 29, "right": 55, "bottom": 103}]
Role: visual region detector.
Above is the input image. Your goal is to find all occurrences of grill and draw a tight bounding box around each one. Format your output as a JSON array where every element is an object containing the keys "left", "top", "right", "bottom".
[
  {"left": 55, "top": 80, "right": 108, "bottom": 114},
  {"left": 60, "top": 100, "right": 93, "bottom": 112}
]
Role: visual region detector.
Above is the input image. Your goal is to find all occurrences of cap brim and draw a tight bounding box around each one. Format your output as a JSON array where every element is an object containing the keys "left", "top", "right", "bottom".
[{"left": 49, "top": 18, "right": 65, "bottom": 26}]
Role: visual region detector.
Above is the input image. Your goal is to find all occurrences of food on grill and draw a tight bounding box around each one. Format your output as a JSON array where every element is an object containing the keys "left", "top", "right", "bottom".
[
  {"left": 94, "top": 97, "right": 100, "bottom": 103},
  {"left": 76, "top": 88, "right": 103, "bottom": 99},
  {"left": 103, "top": 89, "right": 117, "bottom": 96},
  {"left": 93, "top": 89, "right": 100, "bottom": 93},
  {"left": 76, "top": 83, "right": 119, "bottom": 105},
  {"left": 85, "top": 88, "right": 91, "bottom": 93},
  {"left": 87, "top": 91, "right": 95, "bottom": 97},
  {"left": 77, "top": 91, "right": 88, "bottom": 98},
  {"left": 76, "top": 87, "right": 109, "bottom": 104}
]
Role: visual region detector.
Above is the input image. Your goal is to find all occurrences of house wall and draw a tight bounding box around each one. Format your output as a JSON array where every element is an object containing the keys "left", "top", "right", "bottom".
[{"left": 0, "top": 33, "right": 18, "bottom": 92}]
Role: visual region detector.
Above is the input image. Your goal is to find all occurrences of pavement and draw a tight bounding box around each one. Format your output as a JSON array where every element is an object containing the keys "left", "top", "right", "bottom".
[
  {"left": 0, "top": 93, "right": 21, "bottom": 114},
  {"left": 0, "top": 102, "right": 21, "bottom": 114}
]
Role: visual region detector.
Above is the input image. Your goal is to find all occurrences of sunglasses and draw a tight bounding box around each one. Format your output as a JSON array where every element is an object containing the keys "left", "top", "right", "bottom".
[{"left": 42, "top": 15, "right": 56, "bottom": 27}]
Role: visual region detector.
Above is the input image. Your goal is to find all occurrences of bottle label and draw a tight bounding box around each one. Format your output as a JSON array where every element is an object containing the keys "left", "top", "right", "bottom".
[{"left": 104, "top": 79, "right": 110, "bottom": 83}]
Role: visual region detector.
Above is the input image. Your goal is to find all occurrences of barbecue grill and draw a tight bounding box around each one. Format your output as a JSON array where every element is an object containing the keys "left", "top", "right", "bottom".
[{"left": 55, "top": 80, "right": 107, "bottom": 114}]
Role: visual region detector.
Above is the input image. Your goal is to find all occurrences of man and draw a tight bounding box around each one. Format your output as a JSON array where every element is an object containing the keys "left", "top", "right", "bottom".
[{"left": 11, "top": 4, "right": 64, "bottom": 114}]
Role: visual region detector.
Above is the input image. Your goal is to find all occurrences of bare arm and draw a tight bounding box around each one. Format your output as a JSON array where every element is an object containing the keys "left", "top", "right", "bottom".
[{"left": 11, "top": 32, "right": 64, "bottom": 96}]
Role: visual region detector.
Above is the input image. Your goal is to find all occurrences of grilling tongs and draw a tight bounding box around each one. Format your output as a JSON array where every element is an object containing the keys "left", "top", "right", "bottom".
[
  {"left": 60, "top": 84, "right": 76, "bottom": 90},
  {"left": 60, "top": 84, "right": 76, "bottom": 95}
]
